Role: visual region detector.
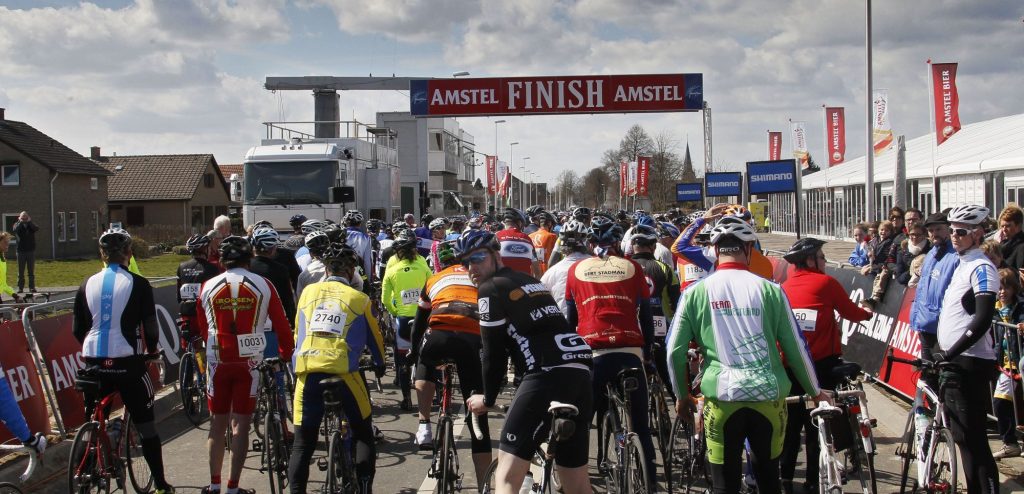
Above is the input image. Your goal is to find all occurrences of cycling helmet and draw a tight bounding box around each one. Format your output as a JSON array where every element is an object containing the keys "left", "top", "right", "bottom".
[
  {"left": 99, "top": 227, "right": 132, "bottom": 253},
  {"left": 289, "top": 214, "right": 308, "bottom": 228},
  {"left": 185, "top": 233, "right": 210, "bottom": 253},
  {"left": 688, "top": 210, "right": 706, "bottom": 223},
  {"left": 450, "top": 215, "right": 467, "bottom": 225},
  {"left": 590, "top": 213, "right": 614, "bottom": 229},
  {"left": 429, "top": 217, "right": 449, "bottom": 231},
  {"left": 724, "top": 205, "right": 751, "bottom": 221},
  {"left": 629, "top": 225, "right": 659, "bottom": 245},
  {"left": 709, "top": 217, "right": 758, "bottom": 244},
  {"left": 946, "top": 204, "right": 990, "bottom": 226},
  {"left": 659, "top": 222, "right": 680, "bottom": 239},
  {"left": 436, "top": 240, "right": 458, "bottom": 269},
  {"left": 783, "top": 237, "right": 827, "bottom": 264},
  {"left": 525, "top": 205, "right": 544, "bottom": 217},
  {"left": 421, "top": 213, "right": 434, "bottom": 224},
  {"left": 455, "top": 229, "right": 498, "bottom": 256},
  {"left": 300, "top": 219, "right": 328, "bottom": 235},
  {"left": 325, "top": 225, "right": 347, "bottom": 244},
  {"left": 219, "top": 235, "right": 253, "bottom": 261},
  {"left": 467, "top": 215, "right": 485, "bottom": 229},
  {"left": 635, "top": 215, "right": 656, "bottom": 228},
  {"left": 391, "top": 221, "right": 410, "bottom": 233},
  {"left": 502, "top": 208, "right": 529, "bottom": 226},
  {"left": 593, "top": 222, "right": 625, "bottom": 247},
  {"left": 305, "top": 230, "right": 331, "bottom": 257},
  {"left": 249, "top": 227, "right": 280, "bottom": 251},
  {"left": 321, "top": 241, "right": 359, "bottom": 271},
  {"left": 365, "top": 218, "right": 383, "bottom": 232},
  {"left": 343, "top": 210, "right": 364, "bottom": 226},
  {"left": 393, "top": 228, "right": 417, "bottom": 251},
  {"left": 571, "top": 207, "right": 592, "bottom": 221},
  {"left": 558, "top": 220, "right": 593, "bottom": 248},
  {"left": 536, "top": 211, "right": 556, "bottom": 226}
]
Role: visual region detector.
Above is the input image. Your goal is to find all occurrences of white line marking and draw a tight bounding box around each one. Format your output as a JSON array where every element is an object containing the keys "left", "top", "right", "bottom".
[{"left": 417, "top": 405, "right": 468, "bottom": 493}]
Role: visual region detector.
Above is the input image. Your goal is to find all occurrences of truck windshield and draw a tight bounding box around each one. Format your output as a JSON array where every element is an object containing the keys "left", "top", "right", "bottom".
[{"left": 244, "top": 161, "right": 334, "bottom": 205}]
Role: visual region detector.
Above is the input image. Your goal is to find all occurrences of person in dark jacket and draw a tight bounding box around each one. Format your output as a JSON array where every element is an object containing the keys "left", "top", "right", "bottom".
[
  {"left": 998, "top": 206, "right": 1024, "bottom": 271},
  {"left": 11, "top": 211, "right": 39, "bottom": 293},
  {"left": 894, "top": 225, "right": 930, "bottom": 285}
]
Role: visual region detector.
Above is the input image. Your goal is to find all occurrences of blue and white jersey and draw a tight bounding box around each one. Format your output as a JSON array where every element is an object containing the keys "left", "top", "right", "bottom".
[
  {"left": 73, "top": 264, "right": 155, "bottom": 359},
  {"left": 937, "top": 248, "right": 999, "bottom": 360},
  {"left": 346, "top": 228, "right": 375, "bottom": 283},
  {"left": 295, "top": 245, "right": 311, "bottom": 272}
]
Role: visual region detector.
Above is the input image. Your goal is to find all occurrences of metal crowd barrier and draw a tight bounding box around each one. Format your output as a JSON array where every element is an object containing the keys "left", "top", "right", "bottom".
[
  {"left": 20, "top": 298, "right": 75, "bottom": 437},
  {"left": 994, "top": 320, "right": 1024, "bottom": 432}
]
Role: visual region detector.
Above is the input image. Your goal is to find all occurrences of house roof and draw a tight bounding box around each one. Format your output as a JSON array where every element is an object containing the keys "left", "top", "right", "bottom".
[
  {"left": 99, "top": 154, "right": 227, "bottom": 201},
  {"left": 219, "top": 164, "right": 243, "bottom": 180},
  {"left": 0, "top": 119, "right": 111, "bottom": 176}
]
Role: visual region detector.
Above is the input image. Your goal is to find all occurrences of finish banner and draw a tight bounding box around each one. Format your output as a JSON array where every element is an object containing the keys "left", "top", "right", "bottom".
[
  {"left": 704, "top": 172, "right": 742, "bottom": 197},
  {"left": 768, "top": 131, "right": 782, "bottom": 160},
  {"left": 791, "top": 121, "right": 809, "bottom": 169},
  {"left": 931, "top": 62, "right": 962, "bottom": 146},
  {"left": 637, "top": 156, "right": 651, "bottom": 196},
  {"left": 825, "top": 107, "right": 846, "bottom": 166},
  {"left": 676, "top": 183, "right": 703, "bottom": 202},
  {"left": 485, "top": 155, "right": 497, "bottom": 194},
  {"left": 410, "top": 74, "right": 704, "bottom": 117},
  {"left": 873, "top": 89, "right": 894, "bottom": 155}
]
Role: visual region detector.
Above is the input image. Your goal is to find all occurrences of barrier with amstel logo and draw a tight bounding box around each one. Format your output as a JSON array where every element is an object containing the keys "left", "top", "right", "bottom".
[{"left": 0, "top": 319, "right": 51, "bottom": 444}]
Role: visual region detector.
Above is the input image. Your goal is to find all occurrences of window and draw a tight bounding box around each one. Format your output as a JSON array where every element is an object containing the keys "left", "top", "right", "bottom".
[
  {"left": 57, "top": 212, "right": 66, "bottom": 242},
  {"left": 91, "top": 211, "right": 100, "bottom": 239},
  {"left": 204, "top": 173, "right": 214, "bottom": 188},
  {"left": 429, "top": 131, "right": 443, "bottom": 151},
  {"left": 68, "top": 212, "right": 78, "bottom": 241},
  {"left": 90, "top": 177, "right": 98, "bottom": 190},
  {"left": 2, "top": 214, "right": 18, "bottom": 234},
  {"left": 1, "top": 163, "right": 18, "bottom": 186},
  {"left": 126, "top": 206, "right": 144, "bottom": 227}
]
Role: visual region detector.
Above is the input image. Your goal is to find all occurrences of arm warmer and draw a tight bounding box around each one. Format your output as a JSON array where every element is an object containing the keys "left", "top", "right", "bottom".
[{"left": 480, "top": 323, "right": 509, "bottom": 407}]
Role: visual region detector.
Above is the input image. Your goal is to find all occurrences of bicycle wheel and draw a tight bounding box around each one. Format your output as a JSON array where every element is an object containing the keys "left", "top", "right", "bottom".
[
  {"left": 326, "top": 430, "right": 357, "bottom": 494},
  {"left": 599, "top": 411, "right": 623, "bottom": 493},
  {"left": 649, "top": 383, "right": 673, "bottom": 461},
  {"left": 253, "top": 390, "right": 268, "bottom": 441},
  {"left": 925, "top": 428, "right": 957, "bottom": 494},
  {"left": 480, "top": 459, "right": 499, "bottom": 494},
  {"left": 263, "top": 409, "right": 290, "bottom": 494},
  {"left": 667, "top": 416, "right": 692, "bottom": 493},
  {"left": 0, "top": 482, "right": 22, "bottom": 494},
  {"left": 845, "top": 424, "right": 878, "bottom": 494},
  {"left": 625, "top": 433, "right": 654, "bottom": 494},
  {"left": 179, "top": 353, "right": 207, "bottom": 426},
  {"left": 898, "top": 415, "right": 917, "bottom": 494},
  {"left": 123, "top": 416, "right": 154, "bottom": 493},
  {"left": 68, "top": 422, "right": 110, "bottom": 494},
  {"left": 438, "top": 416, "right": 460, "bottom": 493}
]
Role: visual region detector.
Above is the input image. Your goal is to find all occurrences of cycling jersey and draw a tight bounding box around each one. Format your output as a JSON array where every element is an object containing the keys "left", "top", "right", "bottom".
[
  {"left": 73, "top": 264, "right": 159, "bottom": 358},
  {"left": 477, "top": 267, "right": 593, "bottom": 407},
  {"left": 414, "top": 226, "right": 433, "bottom": 257},
  {"left": 250, "top": 255, "right": 297, "bottom": 324},
  {"left": 496, "top": 228, "right": 537, "bottom": 275},
  {"left": 272, "top": 247, "right": 302, "bottom": 289},
  {"left": 911, "top": 239, "right": 959, "bottom": 334},
  {"left": 937, "top": 248, "right": 999, "bottom": 360},
  {"left": 196, "top": 267, "right": 294, "bottom": 365},
  {"left": 295, "top": 245, "right": 312, "bottom": 272},
  {"left": 346, "top": 227, "right": 375, "bottom": 284},
  {"left": 666, "top": 262, "right": 820, "bottom": 402},
  {"left": 565, "top": 255, "right": 651, "bottom": 350},
  {"left": 671, "top": 217, "right": 773, "bottom": 280},
  {"left": 176, "top": 258, "right": 221, "bottom": 317},
  {"left": 381, "top": 255, "right": 432, "bottom": 318},
  {"left": 631, "top": 252, "right": 680, "bottom": 339},
  {"left": 529, "top": 228, "right": 558, "bottom": 273},
  {"left": 0, "top": 370, "right": 31, "bottom": 442},
  {"left": 416, "top": 265, "right": 479, "bottom": 335},
  {"left": 781, "top": 268, "right": 872, "bottom": 361},
  {"left": 293, "top": 277, "right": 386, "bottom": 377},
  {"left": 539, "top": 252, "right": 592, "bottom": 314}
]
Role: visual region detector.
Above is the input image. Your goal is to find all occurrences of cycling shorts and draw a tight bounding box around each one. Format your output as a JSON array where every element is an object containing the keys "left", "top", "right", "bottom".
[
  {"left": 500, "top": 366, "right": 592, "bottom": 468},
  {"left": 417, "top": 330, "right": 491, "bottom": 453},
  {"left": 83, "top": 357, "right": 157, "bottom": 424},
  {"left": 704, "top": 397, "right": 787, "bottom": 465},
  {"left": 207, "top": 361, "right": 258, "bottom": 415},
  {"left": 294, "top": 371, "right": 370, "bottom": 426}
]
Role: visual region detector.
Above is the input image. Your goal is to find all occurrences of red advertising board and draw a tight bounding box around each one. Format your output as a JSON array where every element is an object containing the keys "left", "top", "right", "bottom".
[
  {"left": 825, "top": 107, "right": 846, "bottom": 166},
  {"left": 0, "top": 320, "right": 50, "bottom": 444},
  {"left": 30, "top": 314, "right": 90, "bottom": 429},
  {"left": 637, "top": 156, "right": 650, "bottom": 196},
  {"left": 931, "top": 62, "right": 961, "bottom": 145},
  {"left": 410, "top": 74, "right": 703, "bottom": 117},
  {"left": 619, "top": 161, "right": 627, "bottom": 197},
  {"left": 768, "top": 131, "right": 782, "bottom": 160}
]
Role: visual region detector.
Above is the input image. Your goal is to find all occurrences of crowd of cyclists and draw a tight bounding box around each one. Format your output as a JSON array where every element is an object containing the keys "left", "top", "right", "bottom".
[{"left": 1, "top": 198, "right": 1021, "bottom": 494}]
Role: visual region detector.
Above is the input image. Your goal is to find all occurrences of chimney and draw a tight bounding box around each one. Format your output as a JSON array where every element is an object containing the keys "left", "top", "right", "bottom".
[
  {"left": 0, "top": 108, "right": 5, "bottom": 120},
  {"left": 90, "top": 146, "right": 101, "bottom": 160}
]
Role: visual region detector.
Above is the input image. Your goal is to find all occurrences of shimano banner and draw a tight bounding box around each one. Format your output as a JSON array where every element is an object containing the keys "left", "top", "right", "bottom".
[
  {"left": 704, "top": 172, "right": 742, "bottom": 197},
  {"left": 747, "top": 159, "right": 798, "bottom": 195},
  {"left": 675, "top": 183, "right": 703, "bottom": 202}
]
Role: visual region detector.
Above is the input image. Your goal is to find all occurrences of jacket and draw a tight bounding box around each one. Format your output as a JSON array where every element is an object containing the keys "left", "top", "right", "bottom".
[
  {"left": 848, "top": 242, "right": 869, "bottom": 267},
  {"left": 293, "top": 277, "right": 385, "bottom": 375},
  {"left": 381, "top": 255, "right": 432, "bottom": 317},
  {"left": 894, "top": 239, "right": 930, "bottom": 285},
  {"left": 910, "top": 240, "right": 959, "bottom": 334},
  {"left": 1002, "top": 231, "right": 1024, "bottom": 271},
  {"left": 11, "top": 221, "right": 38, "bottom": 252}
]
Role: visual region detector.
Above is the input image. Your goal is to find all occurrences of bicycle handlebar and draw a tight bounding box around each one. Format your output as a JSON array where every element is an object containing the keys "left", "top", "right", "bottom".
[
  {"left": 0, "top": 434, "right": 42, "bottom": 482},
  {"left": 784, "top": 388, "right": 864, "bottom": 405}
]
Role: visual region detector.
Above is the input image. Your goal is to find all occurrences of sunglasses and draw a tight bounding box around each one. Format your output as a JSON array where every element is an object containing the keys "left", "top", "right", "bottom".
[
  {"left": 951, "top": 227, "right": 975, "bottom": 237},
  {"left": 461, "top": 252, "right": 490, "bottom": 267}
]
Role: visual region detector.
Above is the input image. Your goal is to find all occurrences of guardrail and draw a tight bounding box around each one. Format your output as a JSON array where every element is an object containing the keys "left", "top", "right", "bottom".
[
  {"left": 995, "top": 320, "right": 1024, "bottom": 431},
  {"left": 20, "top": 298, "right": 72, "bottom": 437}
]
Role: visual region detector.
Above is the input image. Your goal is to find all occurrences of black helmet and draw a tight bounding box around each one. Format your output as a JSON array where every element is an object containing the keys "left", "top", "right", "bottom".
[
  {"left": 571, "top": 207, "right": 592, "bottom": 221},
  {"left": 455, "top": 229, "right": 498, "bottom": 257},
  {"left": 289, "top": 214, "right": 308, "bottom": 228},
  {"left": 594, "top": 222, "right": 625, "bottom": 247},
  {"left": 393, "top": 228, "right": 417, "bottom": 251},
  {"left": 783, "top": 237, "right": 827, "bottom": 264},
  {"left": 219, "top": 235, "right": 253, "bottom": 261},
  {"left": 366, "top": 219, "right": 383, "bottom": 233},
  {"left": 185, "top": 233, "right": 210, "bottom": 253},
  {"left": 502, "top": 208, "right": 528, "bottom": 225},
  {"left": 322, "top": 241, "right": 359, "bottom": 272},
  {"left": 99, "top": 227, "right": 132, "bottom": 253},
  {"left": 525, "top": 205, "right": 544, "bottom": 217},
  {"left": 421, "top": 213, "right": 434, "bottom": 224}
]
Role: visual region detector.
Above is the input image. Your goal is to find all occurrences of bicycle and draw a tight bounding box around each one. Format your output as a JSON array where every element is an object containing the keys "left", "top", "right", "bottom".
[
  {"left": 667, "top": 394, "right": 707, "bottom": 493},
  {"left": 429, "top": 363, "right": 465, "bottom": 493},
  {"left": 0, "top": 434, "right": 45, "bottom": 493},
  {"left": 648, "top": 364, "right": 673, "bottom": 475},
  {"left": 68, "top": 353, "right": 162, "bottom": 494},
  {"left": 598, "top": 367, "right": 654, "bottom": 494},
  {"left": 480, "top": 401, "right": 579, "bottom": 493},
  {"left": 253, "top": 357, "right": 291, "bottom": 494},
  {"left": 315, "top": 364, "right": 378, "bottom": 494},
  {"left": 176, "top": 318, "right": 208, "bottom": 426},
  {"left": 886, "top": 355, "right": 959, "bottom": 494}
]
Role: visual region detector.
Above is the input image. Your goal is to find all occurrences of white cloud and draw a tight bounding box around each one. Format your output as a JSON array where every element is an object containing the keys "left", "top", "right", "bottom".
[{"left": 308, "top": 0, "right": 480, "bottom": 43}]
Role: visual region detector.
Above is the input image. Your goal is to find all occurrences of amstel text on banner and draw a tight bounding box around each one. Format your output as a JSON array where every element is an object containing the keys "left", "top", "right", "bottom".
[
  {"left": 931, "top": 62, "right": 961, "bottom": 146},
  {"left": 410, "top": 74, "right": 703, "bottom": 117},
  {"left": 791, "top": 121, "right": 809, "bottom": 169},
  {"left": 619, "top": 161, "right": 628, "bottom": 197},
  {"left": 0, "top": 320, "right": 51, "bottom": 444},
  {"left": 825, "top": 107, "right": 846, "bottom": 166},
  {"left": 486, "top": 155, "right": 497, "bottom": 194}
]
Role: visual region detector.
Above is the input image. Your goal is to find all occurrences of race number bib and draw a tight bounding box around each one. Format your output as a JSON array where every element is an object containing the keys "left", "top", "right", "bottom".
[
  {"left": 792, "top": 309, "right": 819, "bottom": 332},
  {"left": 237, "top": 333, "right": 267, "bottom": 357},
  {"left": 309, "top": 308, "right": 348, "bottom": 336},
  {"left": 652, "top": 316, "right": 668, "bottom": 337},
  {"left": 179, "top": 283, "right": 200, "bottom": 300},
  {"left": 684, "top": 264, "right": 707, "bottom": 282},
  {"left": 401, "top": 288, "right": 421, "bottom": 306}
]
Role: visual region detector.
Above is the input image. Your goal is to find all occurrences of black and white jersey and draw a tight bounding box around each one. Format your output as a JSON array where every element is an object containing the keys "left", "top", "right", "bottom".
[{"left": 74, "top": 264, "right": 157, "bottom": 359}]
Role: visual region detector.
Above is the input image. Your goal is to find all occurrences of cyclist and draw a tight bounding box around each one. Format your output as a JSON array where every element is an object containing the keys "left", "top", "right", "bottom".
[
  {"left": 672, "top": 203, "right": 775, "bottom": 281},
  {"left": 564, "top": 221, "right": 658, "bottom": 486},
  {"left": 381, "top": 228, "right": 432, "bottom": 412},
  {"left": 496, "top": 207, "right": 541, "bottom": 277},
  {"left": 296, "top": 229, "right": 331, "bottom": 300},
  {"left": 377, "top": 221, "right": 406, "bottom": 280},
  {"left": 523, "top": 205, "right": 544, "bottom": 234},
  {"left": 546, "top": 206, "right": 592, "bottom": 269},
  {"left": 343, "top": 210, "right": 376, "bottom": 287},
  {"left": 779, "top": 237, "right": 873, "bottom": 493},
  {"left": 72, "top": 228, "right": 174, "bottom": 494},
  {"left": 196, "top": 236, "right": 294, "bottom": 494},
  {"left": 529, "top": 211, "right": 558, "bottom": 274},
  {"left": 446, "top": 215, "right": 467, "bottom": 241},
  {"left": 0, "top": 232, "right": 23, "bottom": 304},
  {"left": 250, "top": 227, "right": 296, "bottom": 324},
  {"left": 288, "top": 241, "right": 386, "bottom": 494},
  {"left": 629, "top": 224, "right": 680, "bottom": 399},
  {"left": 408, "top": 240, "right": 491, "bottom": 481},
  {"left": 0, "top": 367, "right": 46, "bottom": 456},
  {"left": 656, "top": 221, "right": 680, "bottom": 268},
  {"left": 295, "top": 219, "right": 328, "bottom": 271},
  {"left": 935, "top": 204, "right": 1000, "bottom": 494},
  {"left": 460, "top": 230, "right": 594, "bottom": 494},
  {"left": 284, "top": 214, "right": 307, "bottom": 250},
  {"left": 415, "top": 213, "right": 435, "bottom": 257},
  {"left": 666, "top": 218, "right": 826, "bottom": 494},
  {"left": 539, "top": 220, "right": 593, "bottom": 314},
  {"left": 427, "top": 217, "right": 450, "bottom": 272},
  {"left": 176, "top": 234, "right": 221, "bottom": 376},
  {"left": 910, "top": 211, "right": 959, "bottom": 362}
]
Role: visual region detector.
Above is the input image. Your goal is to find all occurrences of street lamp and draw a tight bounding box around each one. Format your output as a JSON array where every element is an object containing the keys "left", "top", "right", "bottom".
[
  {"left": 510, "top": 142, "right": 520, "bottom": 208},
  {"left": 521, "top": 157, "right": 531, "bottom": 208},
  {"left": 493, "top": 120, "right": 506, "bottom": 212}
]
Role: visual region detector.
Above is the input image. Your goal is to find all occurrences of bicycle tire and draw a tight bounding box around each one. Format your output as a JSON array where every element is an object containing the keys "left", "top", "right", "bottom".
[
  {"left": 845, "top": 424, "right": 877, "bottom": 494},
  {"left": 68, "top": 421, "right": 110, "bottom": 494},
  {"left": 123, "top": 415, "right": 154, "bottom": 493},
  {"left": 666, "top": 415, "right": 691, "bottom": 493},
  {"left": 263, "top": 409, "right": 289, "bottom": 494},
  {"left": 625, "top": 432, "right": 654, "bottom": 494},
  {"left": 0, "top": 482, "right": 22, "bottom": 494},
  {"left": 178, "top": 353, "right": 207, "bottom": 426},
  {"left": 480, "top": 459, "right": 499, "bottom": 494},
  {"left": 926, "top": 427, "right": 957, "bottom": 494},
  {"left": 327, "top": 430, "right": 357, "bottom": 494},
  {"left": 253, "top": 390, "right": 268, "bottom": 441},
  {"left": 599, "top": 410, "right": 623, "bottom": 493},
  {"left": 438, "top": 416, "right": 459, "bottom": 493},
  {"left": 649, "top": 381, "right": 672, "bottom": 461},
  {"left": 898, "top": 414, "right": 917, "bottom": 494}
]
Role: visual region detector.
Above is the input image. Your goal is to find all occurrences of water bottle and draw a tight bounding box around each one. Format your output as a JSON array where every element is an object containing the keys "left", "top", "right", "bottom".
[
  {"left": 108, "top": 417, "right": 124, "bottom": 447},
  {"left": 913, "top": 406, "right": 929, "bottom": 457},
  {"left": 519, "top": 471, "right": 534, "bottom": 494}
]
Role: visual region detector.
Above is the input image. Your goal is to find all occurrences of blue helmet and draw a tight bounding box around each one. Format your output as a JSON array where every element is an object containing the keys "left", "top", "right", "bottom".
[
  {"left": 635, "top": 215, "right": 656, "bottom": 228},
  {"left": 659, "top": 222, "right": 680, "bottom": 239},
  {"left": 455, "top": 229, "right": 497, "bottom": 257},
  {"left": 594, "top": 222, "right": 625, "bottom": 247},
  {"left": 249, "top": 227, "right": 280, "bottom": 251}
]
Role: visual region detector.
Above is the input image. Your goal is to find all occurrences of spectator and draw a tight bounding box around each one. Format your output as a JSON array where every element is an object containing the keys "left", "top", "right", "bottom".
[
  {"left": 861, "top": 221, "right": 895, "bottom": 308},
  {"left": 992, "top": 268, "right": 1024, "bottom": 460},
  {"left": 861, "top": 220, "right": 894, "bottom": 277},
  {"left": 848, "top": 224, "right": 870, "bottom": 267},
  {"left": 982, "top": 239, "right": 1004, "bottom": 268},
  {"left": 0, "top": 232, "right": 22, "bottom": 303},
  {"left": 11, "top": 211, "right": 38, "bottom": 293},
  {"left": 999, "top": 205, "right": 1024, "bottom": 271},
  {"left": 894, "top": 224, "right": 930, "bottom": 286},
  {"left": 207, "top": 215, "right": 232, "bottom": 266}
]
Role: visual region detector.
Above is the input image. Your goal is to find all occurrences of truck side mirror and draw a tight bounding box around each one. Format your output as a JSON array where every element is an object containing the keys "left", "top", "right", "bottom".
[{"left": 329, "top": 186, "right": 355, "bottom": 204}]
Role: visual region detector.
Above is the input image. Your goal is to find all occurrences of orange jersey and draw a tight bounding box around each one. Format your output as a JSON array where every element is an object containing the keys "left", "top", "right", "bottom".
[
  {"left": 417, "top": 265, "right": 479, "bottom": 335},
  {"left": 529, "top": 228, "right": 558, "bottom": 273}
]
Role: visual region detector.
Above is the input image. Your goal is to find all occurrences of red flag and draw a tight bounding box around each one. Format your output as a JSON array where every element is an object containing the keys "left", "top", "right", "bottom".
[
  {"left": 768, "top": 131, "right": 782, "bottom": 160},
  {"left": 637, "top": 156, "right": 650, "bottom": 196},
  {"left": 931, "top": 63, "right": 961, "bottom": 145},
  {"left": 825, "top": 107, "right": 846, "bottom": 166},
  {"left": 620, "top": 161, "right": 628, "bottom": 197},
  {"left": 485, "top": 155, "right": 497, "bottom": 194}
]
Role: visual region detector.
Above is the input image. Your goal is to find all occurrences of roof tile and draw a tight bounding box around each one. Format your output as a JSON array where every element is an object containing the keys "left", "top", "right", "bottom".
[{"left": 99, "top": 154, "right": 224, "bottom": 201}]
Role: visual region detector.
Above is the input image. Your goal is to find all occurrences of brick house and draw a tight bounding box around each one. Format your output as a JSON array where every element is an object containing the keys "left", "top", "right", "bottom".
[
  {"left": 0, "top": 108, "right": 112, "bottom": 259},
  {"left": 95, "top": 151, "right": 231, "bottom": 240}
]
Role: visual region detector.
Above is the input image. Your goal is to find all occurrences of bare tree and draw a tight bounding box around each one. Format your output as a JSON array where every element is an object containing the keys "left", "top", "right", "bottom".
[
  {"left": 618, "top": 124, "right": 655, "bottom": 162},
  {"left": 580, "top": 167, "right": 611, "bottom": 209},
  {"left": 553, "top": 169, "right": 582, "bottom": 209},
  {"left": 649, "top": 131, "right": 683, "bottom": 211}
]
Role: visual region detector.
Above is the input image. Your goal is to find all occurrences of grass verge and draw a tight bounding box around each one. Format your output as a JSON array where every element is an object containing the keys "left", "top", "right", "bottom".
[{"left": 4, "top": 253, "right": 189, "bottom": 289}]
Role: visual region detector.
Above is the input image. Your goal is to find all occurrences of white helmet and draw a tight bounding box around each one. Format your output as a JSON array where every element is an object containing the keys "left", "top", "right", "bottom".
[
  {"left": 947, "top": 204, "right": 990, "bottom": 226},
  {"left": 709, "top": 216, "right": 758, "bottom": 244}
]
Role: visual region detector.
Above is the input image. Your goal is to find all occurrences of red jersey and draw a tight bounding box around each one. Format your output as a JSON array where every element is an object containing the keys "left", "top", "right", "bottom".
[
  {"left": 780, "top": 268, "right": 871, "bottom": 361},
  {"left": 565, "top": 255, "right": 650, "bottom": 350},
  {"left": 197, "top": 267, "right": 294, "bottom": 365},
  {"left": 497, "top": 228, "right": 537, "bottom": 275}
]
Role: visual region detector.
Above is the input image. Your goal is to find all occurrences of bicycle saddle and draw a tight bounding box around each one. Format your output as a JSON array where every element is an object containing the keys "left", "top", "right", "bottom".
[
  {"left": 617, "top": 367, "right": 645, "bottom": 393},
  {"left": 74, "top": 368, "right": 102, "bottom": 393},
  {"left": 830, "top": 362, "right": 863, "bottom": 381},
  {"left": 320, "top": 377, "right": 347, "bottom": 405},
  {"left": 547, "top": 401, "right": 579, "bottom": 417}
]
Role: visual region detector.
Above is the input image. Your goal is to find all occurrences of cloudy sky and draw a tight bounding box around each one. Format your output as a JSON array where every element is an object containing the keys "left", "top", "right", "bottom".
[{"left": 1, "top": 0, "right": 1021, "bottom": 186}]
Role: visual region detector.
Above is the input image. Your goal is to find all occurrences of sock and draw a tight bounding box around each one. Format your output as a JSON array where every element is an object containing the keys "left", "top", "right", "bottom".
[
  {"left": 227, "top": 478, "right": 239, "bottom": 493},
  {"left": 209, "top": 474, "right": 221, "bottom": 492},
  {"left": 140, "top": 436, "right": 168, "bottom": 488}
]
